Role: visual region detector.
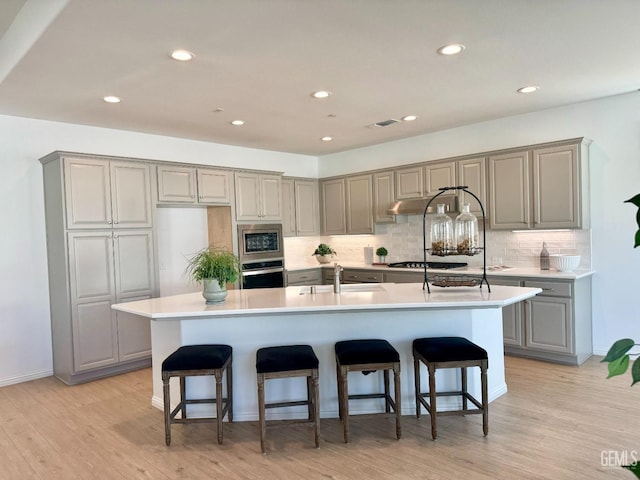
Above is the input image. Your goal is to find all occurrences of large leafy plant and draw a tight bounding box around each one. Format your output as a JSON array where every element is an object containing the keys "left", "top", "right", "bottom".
[
  {"left": 184, "top": 247, "right": 242, "bottom": 288},
  {"left": 601, "top": 193, "right": 640, "bottom": 477}
]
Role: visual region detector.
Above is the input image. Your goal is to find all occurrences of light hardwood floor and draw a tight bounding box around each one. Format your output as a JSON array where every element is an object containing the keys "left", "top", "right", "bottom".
[{"left": 0, "top": 355, "right": 638, "bottom": 479}]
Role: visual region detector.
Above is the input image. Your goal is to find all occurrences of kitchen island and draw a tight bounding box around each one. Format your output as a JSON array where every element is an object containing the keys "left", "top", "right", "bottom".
[{"left": 112, "top": 282, "right": 541, "bottom": 421}]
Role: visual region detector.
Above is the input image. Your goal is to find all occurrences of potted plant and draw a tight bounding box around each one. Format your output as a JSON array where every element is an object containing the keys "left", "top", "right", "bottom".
[
  {"left": 185, "top": 247, "right": 242, "bottom": 304},
  {"left": 376, "top": 246, "right": 388, "bottom": 264},
  {"left": 312, "top": 243, "right": 336, "bottom": 264}
]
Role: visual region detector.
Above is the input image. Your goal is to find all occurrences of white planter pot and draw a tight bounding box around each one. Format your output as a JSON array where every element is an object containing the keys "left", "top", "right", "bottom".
[
  {"left": 202, "top": 278, "right": 228, "bottom": 304},
  {"left": 315, "top": 255, "right": 334, "bottom": 264}
]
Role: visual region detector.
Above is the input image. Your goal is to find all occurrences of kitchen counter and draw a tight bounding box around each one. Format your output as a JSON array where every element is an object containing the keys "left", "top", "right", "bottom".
[
  {"left": 286, "top": 261, "right": 595, "bottom": 280},
  {"left": 112, "top": 283, "right": 541, "bottom": 421}
]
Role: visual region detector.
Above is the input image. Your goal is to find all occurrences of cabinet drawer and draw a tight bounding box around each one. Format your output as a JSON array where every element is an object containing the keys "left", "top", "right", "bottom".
[
  {"left": 287, "top": 269, "right": 321, "bottom": 285},
  {"left": 524, "top": 280, "right": 572, "bottom": 297},
  {"left": 342, "top": 270, "right": 383, "bottom": 283}
]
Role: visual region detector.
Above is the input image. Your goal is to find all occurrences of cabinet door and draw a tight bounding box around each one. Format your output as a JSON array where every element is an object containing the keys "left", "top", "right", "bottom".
[
  {"left": 532, "top": 144, "right": 580, "bottom": 228},
  {"left": 113, "top": 230, "right": 155, "bottom": 299},
  {"left": 235, "top": 172, "right": 261, "bottom": 220},
  {"left": 157, "top": 165, "right": 196, "bottom": 203},
  {"left": 321, "top": 179, "right": 346, "bottom": 234},
  {"left": 116, "top": 295, "right": 152, "bottom": 362},
  {"left": 488, "top": 150, "right": 531, "bottom": 229},
  {"left": 373, "top": 171, "right": 396, "bottom": 224},
  {"left": 64, "top": 157, "right": 112, "bottom": 229},
  {"left": 281, "top": 178, "right": 296, "bottom": 237},
  {"left": 395, "top": 166, "right": 424, "bottom": 199},
  {"left": 492, "top": 278, "right": 523, "bottom": 347},
  {"left": 525, "top": 296, "right": 573, "bottom": 354},
  {"left": 68, "top": 232, "right": 118, "bottom": 371},
  {"left": 424, "top": 162, "right": 456, "bottom": 196},
  {"left": 110, "top": 162, "right": 152, "bottom": 228},
  {"left": 295, "top": 180, "right": 320, "bottom": 236},
  {"left": 346, "top": 174, "right": 374, "bottom": 234},
  {"left": 458, "top": 157, "right": 487, "bottom": 217},
  {"left": 342, "top": 269, "right": 383, "bottom": 283},
  {"left": 197, "top": 168, "right": 231, "bottom": 204},
  {"left": 260, "top": 174, "right": 282, "bottom": 221},
  {"left": 385, "top": 271, "right": 424, "bottom": 283}
]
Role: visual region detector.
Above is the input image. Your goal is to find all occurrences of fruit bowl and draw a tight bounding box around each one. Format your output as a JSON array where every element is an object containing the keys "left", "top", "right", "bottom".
[{"left": 550, "top": 254, "right": 581, "bottom": 272}]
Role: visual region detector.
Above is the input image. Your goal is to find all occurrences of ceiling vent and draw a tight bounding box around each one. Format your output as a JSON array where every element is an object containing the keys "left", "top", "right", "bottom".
[{"left": 367, "top": 118, "right": 401, "bottom": 128}]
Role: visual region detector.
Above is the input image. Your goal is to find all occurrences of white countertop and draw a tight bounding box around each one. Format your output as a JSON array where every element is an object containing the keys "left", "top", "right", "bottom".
[
  {"left": 286, "top": 261, "right": 594, "bottom": 280},
  {"left": 112, "top": 283, "right": 541, "bottom": 320}
]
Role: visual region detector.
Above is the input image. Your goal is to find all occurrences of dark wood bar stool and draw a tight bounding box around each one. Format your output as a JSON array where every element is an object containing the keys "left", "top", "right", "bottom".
[
  {"left": 413, "top": 336, "right": 488, "bottom": 440},
  {"left": 256, "top": 344, "right": 320, "bottom": 454},
  {"left": 161, "top": 344, "right": 233, "bottom": 446},
  {"left": 334, "top": 339, "right": 401, "bottom": 443}
]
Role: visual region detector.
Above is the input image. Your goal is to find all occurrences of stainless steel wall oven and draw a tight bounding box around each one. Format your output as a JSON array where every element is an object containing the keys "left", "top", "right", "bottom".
[{"left": 237, "top": 224, "right": 285, "bottom": 289}]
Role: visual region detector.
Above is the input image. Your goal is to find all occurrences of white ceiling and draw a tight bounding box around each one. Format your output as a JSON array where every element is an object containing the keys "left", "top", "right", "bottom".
[{"left": 0, "top": 0, "right": 639, "bottom": 156}]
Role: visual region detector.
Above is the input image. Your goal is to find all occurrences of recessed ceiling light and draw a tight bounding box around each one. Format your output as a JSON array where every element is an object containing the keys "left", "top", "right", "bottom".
[
  {"left": 517, "top": 85, "right": 540, "bottom": 94},
  {"left": 437, "top": 44, "right": 465, "bottom": 55},
  {"left": 170, "top": 49, "right": 195, "bottom": 61},
  {"left": 231, "top": 120, "right": 245, "bottom": 126},
  {"left": 312, "top": 91, "right": 331, "bottom": 99},
  {"left": 103, "top": 96, "right": 121, "bottom": 103},
  {"left": 402, "top": 115, "right": 418, "bottom": 122},
  {"left": 321, "top": 136, "right": 333, "bottom": 142}
]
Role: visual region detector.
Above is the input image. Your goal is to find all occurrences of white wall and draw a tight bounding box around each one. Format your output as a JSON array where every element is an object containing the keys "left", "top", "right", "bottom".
[
  {"left": 321, "top": 91, "right": 640, "bottom": 355},
  {"left": 0, "top": 115, "right": 316, "bottom": 386}
]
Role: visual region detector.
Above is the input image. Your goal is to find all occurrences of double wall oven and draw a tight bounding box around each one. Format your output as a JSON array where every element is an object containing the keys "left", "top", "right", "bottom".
[{"left": 237, "top": 224, "right": 285, "bottom": 289}]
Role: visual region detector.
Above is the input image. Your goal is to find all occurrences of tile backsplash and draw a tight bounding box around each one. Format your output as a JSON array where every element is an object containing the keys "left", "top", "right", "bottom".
[{"left": 284, "top": 217, "right": 591, "bottom": 270}]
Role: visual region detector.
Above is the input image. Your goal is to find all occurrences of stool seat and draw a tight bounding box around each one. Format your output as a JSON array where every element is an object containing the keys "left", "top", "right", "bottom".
[
  {"left": 256, "top": 344, "right": 320, "bottom": 453},
  {"left": 413, "top": 337, "right": 488, "bottom": 363},
  {"left": 335, "top": 339, "right": 400, "bottom": 365},
  {"left": 257, "top": 345, "right": 319, "bottom": 373},
  {"left": 413, "top": 336, "right": 488, "bottom": 440},
  {"left": 163, "top": 344, "right": 232, "bottom": 372},
  {"left": 334, "top": 339, "right": 401, "bottom": 443},
  {"left": 162, "top": 344, "right": 233, "bottom": 446}
]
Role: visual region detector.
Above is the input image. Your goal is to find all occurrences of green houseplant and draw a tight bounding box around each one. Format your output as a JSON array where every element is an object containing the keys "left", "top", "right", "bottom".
[
  {"left": 185, "top": 247, "right": 242, "bottom": 304},
  {"left": 601, "top": 193, "right": 640, "bottom": 477},
  {"left": 312, "top": 243, "right": 336, "bottom": 264},
  {"left": 376, "top": 246, "right": 388, "bottom": 263}
]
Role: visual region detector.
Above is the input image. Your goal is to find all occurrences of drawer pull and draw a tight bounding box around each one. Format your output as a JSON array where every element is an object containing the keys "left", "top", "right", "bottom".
[{"left": 542, "top": 288, "right": 556, "bottom": 292}]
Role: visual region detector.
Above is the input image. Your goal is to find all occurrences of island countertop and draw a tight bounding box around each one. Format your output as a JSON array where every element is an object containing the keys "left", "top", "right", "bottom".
[{"left": 112, "top": 283, "right": 542, "bottom": 320}]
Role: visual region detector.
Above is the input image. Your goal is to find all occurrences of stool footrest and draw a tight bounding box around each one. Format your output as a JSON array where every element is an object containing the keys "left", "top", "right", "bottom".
[
  {"left": 265, "top": 399, "right": 311, "bottom": 410},
  {"left": 417, "top": 392, "right": 483, "bottom": 414}
]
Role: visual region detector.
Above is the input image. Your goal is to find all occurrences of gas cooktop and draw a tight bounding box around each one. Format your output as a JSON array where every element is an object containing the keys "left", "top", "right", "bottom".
[{"left": 388, "top": 261, "right": 468, "bottom": 270}]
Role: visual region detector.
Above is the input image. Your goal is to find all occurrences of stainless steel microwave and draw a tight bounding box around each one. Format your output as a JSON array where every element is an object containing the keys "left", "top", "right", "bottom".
[{"left": 237, "top": 224, "right": 284, "bottom": 262}]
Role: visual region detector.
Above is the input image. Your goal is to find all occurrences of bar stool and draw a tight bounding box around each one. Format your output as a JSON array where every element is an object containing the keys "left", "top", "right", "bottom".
[
  {"left": 334, "top": 339, "right": 401, "bottom": 443},
  {"left": 161, "top": 344, "right": 233, "bottom": 446},
  {"left": 413, "top": 336, "right": 488, "bottom": 440},
  {"left": 256, "top": 344, "right": 320, "bottom": 454}
]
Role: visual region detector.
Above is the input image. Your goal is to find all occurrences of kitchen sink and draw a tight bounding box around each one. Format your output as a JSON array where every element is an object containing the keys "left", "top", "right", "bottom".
[{"left": 298, "top": 284, "right": 385, "bottom": 294}]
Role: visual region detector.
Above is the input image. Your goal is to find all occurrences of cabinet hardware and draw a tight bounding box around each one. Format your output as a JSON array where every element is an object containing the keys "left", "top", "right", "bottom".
[{"left": 541, "top": 288, "right": 556, "bottom": 292}]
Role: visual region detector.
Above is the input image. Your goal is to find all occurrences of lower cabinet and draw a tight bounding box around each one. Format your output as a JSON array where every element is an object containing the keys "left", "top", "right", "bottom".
[
  {"left": 341, "top": 268, "right": 383, "bottom": 283},
  {"left": 286, "top": 268, "right": 322, "bottom": 286},
  {"left": 502, "top": 277, "right": 592, "bottom": 365}
]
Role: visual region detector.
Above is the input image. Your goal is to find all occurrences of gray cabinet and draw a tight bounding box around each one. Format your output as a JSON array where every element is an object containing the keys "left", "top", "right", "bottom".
[
  {"left": 65, "top": 157, "right": 152, "bottom": 229},
  {"left": 320, "top": 178, "right": 347, "bottom": 234},
  {"left": 346, "top": 174, "right": 374, "bottom": 234},
  {"left": 457, "top": 157, "right": 487, "bottom": 218},
  {"left": 424, "top": 161, "right": 456, "bottom": 196},
  {"left": 235, "top": 172, "right": 282, "bottom": 221},
  {"left": 395, "top": 166, "right": 424, "bottom": 199},
  {"left": 492, "top": 278, "right": 523, "bottom": 347},
  {"left": 373, "top": 171, "right": 395, "bottom": 224},
  {"left": 286, "top": 268, "right": 322, "bottom": 286},
  {"left": 41, "top": 152, "right": 157, "bottom": 384},
  {"left": 342, "top": 268, "right": 383, "bottom": 283},
  {"left": 282, "top": 178, "right": 320, "bottom": 237},
  {"left": 157, "top": 165, "right": 232, "bottom": 205},
  {"left": 488, "top": 138, "right": 590, "bottom": 230},
  {"left": 385, "top": 271, "right": 423, "bottom": 283}
]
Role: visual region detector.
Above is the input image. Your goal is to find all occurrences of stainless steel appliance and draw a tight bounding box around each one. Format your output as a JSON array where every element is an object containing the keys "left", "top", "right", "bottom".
[{"left": 237, "top": 224, "right": 285, "bottom": 289}]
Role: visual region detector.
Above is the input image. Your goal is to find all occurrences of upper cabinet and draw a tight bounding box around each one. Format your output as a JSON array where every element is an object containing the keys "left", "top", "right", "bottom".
[
  {"left": 282, "top": 178, "right": 320, "bottom": 237},
  {"left": 373, "top": 171, "right": 395, "bottom": 224},
  {"left": 157, "top": 165, "right": 231, "bottom": 205},
  {"left": 395, "top": 166, "right": 424, "bottom": 199},
  {"left": 424, "top": 161, "right": 456, "bottom": 196},
  {"left": 235, "top": 172, "right": 282, "bottom": 222},
  {"left": 321, "top": 178, "right": 347, "bottom": 234},
  {"left": 488, "top": 138, "right": 589, "bottom": 230},
  {"left": 346, "top": 174, "right": 374, "bottom": 234},
  {"left": 457, "top": 157, "right": 487, "bottom": 217},
  {"left": 65, "top": 157, "right": 152, "bottom": 229}
]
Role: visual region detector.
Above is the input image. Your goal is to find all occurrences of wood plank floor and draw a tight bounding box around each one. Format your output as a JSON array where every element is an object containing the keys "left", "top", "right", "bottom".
[{"left": 0, "top": 355, "right": 638, "bottom": 479}]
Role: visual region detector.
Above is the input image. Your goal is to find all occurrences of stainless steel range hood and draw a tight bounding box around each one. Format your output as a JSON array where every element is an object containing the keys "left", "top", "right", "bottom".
[{"left": 387, "top": 194, "right": 459, "bottom": 216}]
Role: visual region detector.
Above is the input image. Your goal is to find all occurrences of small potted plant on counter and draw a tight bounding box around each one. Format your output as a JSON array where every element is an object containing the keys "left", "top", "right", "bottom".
[
  {"left": 185, "top": 246, "right": 242, "bottom": 304},
  {"left": 312, "top": 243, "right": 336, "bottom": 264},
  {"left": 376, "top": 246, "right": 388, "bottom": 264}
]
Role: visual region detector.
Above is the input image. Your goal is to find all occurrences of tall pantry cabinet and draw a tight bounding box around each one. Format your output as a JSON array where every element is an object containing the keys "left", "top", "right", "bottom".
[{"left": 41, "top": 153, "right": 157, "bottom": 385}]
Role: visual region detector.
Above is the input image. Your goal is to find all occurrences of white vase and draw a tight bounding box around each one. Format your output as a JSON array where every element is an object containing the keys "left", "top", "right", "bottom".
[
  {"left": 316, "top": 255, "right": 333, "bottom": 264},
  {"left": 202, "top": 278, "right": 228, "bottom": 304}
]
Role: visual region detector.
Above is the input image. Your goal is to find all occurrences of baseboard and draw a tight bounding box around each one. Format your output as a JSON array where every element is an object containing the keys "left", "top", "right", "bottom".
[{"left": 0, "top": 369, "right": 54, "bottom": 387}]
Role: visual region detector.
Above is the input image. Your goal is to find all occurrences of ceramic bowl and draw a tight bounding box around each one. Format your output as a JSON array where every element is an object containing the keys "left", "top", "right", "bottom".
[{"left": 550, "top": 254, "right": 581, "bottom": 272}]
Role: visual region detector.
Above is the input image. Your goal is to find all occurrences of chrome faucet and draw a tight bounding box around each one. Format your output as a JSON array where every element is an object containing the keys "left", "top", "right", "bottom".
[{"left": 333, "top": 262, "right": 343, "bottom": 293}]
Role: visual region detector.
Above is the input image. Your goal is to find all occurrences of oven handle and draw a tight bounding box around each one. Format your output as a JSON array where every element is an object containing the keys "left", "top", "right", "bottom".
[{"left": 241, "top": 267, "right": 285, "bottom": 277}]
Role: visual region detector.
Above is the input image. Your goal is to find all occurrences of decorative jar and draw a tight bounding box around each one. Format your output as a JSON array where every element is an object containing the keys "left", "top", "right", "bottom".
[
  {"left": 430, "top": 204, "right": 453, "bottom": 255},
  {"left": 454, "top": 203, "right": 478, "bottom": 254}
]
